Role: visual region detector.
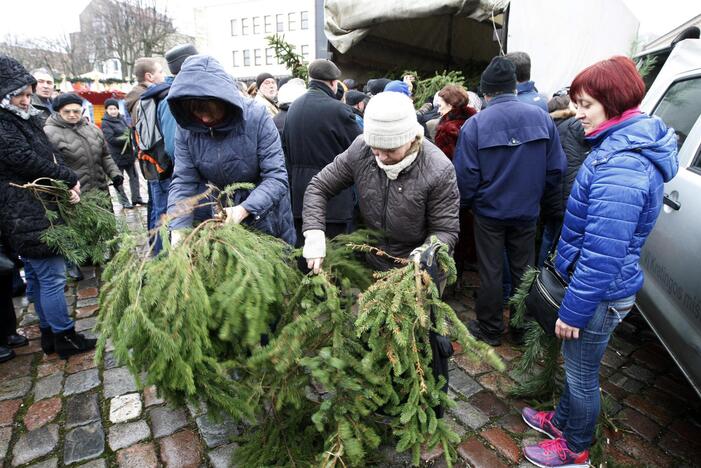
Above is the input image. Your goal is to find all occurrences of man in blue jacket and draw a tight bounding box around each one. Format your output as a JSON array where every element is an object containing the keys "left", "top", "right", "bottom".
[
  {"left": 506, "top": 52, "right": 548, "bottom": 112},
  {"left": 453, "top": 56, "right": 565, "bottom": 346},
  {"left": 139, "top": 44, "right": 198, "bottom": 255}
]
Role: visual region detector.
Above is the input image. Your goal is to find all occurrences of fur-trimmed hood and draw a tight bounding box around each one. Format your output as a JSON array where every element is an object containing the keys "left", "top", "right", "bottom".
[{"left": 550, "top": 108, "right": 575, "bottom": 121}]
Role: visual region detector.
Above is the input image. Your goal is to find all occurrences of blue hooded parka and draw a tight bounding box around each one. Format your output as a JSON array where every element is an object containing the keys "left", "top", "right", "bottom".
[
  {"left": 555, "top": 114, "right": 679, "bottom": 328},
  {"left": 166, "top": 55, "right": 295, "bottom": 245}
]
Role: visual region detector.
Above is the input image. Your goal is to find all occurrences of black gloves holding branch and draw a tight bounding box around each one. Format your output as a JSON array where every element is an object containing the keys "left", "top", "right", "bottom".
[
  {"left": 112, "top": 175, "right": 124, "bottom": 188},
  {"left": 410, "top": 238, "right": 444, "bottom": 286}
]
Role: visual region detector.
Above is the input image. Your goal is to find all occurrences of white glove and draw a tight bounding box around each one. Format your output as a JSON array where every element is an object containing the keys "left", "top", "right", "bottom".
[
  {"left": 223, "top": 205, "right": 249, "bottom": 224},
  {"left": 302, "top": 229, "right": 326, "bottom": 274},
  {"left": 170, "top": 230, "right": 185, "bottom": 248}
]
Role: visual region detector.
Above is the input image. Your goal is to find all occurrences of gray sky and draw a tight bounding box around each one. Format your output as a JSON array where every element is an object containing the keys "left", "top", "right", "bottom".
[{"left": 3, "top": 0, "right": 700, "bottom": 43}]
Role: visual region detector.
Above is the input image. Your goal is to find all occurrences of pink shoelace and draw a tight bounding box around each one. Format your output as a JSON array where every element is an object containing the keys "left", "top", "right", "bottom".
[{"left": 539, "top": 438, "right": 568, "bottom": 461}]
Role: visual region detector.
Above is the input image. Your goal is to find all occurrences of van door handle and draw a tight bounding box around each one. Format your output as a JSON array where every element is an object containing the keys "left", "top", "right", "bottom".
[{"left": 663, "top": 194, "right": 681, "bottom": 210}]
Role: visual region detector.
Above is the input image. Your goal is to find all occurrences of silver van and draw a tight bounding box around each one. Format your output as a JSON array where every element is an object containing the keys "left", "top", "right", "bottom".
[{"left": 636, "top": 37, "right": 701, "bottom": 397}]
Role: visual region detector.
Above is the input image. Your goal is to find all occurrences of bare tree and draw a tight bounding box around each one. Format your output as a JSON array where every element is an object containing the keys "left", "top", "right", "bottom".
[
  {"left": 83, "top": 0, "right": 177, "bottom": 79},
  {"left": 0, "top": 34, "right": 94, "bottom": 77}
]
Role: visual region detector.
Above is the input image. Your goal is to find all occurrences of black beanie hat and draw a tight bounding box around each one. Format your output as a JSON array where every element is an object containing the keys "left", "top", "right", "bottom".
[
  {"left": 480, "top": 56, "right": 517, "bottom": 95},
  {"left": 256, "top": 72, "right": 275, "bottom": 89},
  {"left": 367, "top": 78, "right": 390, "bottom": 96},
  {"left": 165, "top": 44, "right": 198, "bottom": 75},
  {"left": 104, "top": 98, "right": 119, "bottom": 110},
  {"left": 54, "top": 93, "right": 83, "bottom": 111},
  {"left": 345, "top": 90, "right": 368, "bottom": 106}
]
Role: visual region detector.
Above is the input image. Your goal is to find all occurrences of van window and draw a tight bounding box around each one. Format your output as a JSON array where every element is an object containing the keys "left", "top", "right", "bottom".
[{"left": 652, "top": 77, "right": 701, "bottom": 148}]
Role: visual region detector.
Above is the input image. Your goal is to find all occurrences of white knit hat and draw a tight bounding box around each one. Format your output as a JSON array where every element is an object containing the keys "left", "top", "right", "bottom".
[
  {"left": 277, "top": 78, "right": 306, "bottom": 105},
  {"left": 363, "top": 92, "right": 423, "bottom": 149}
]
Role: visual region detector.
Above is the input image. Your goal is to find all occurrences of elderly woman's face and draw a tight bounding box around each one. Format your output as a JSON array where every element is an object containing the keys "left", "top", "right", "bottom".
[
  {"left": 436, "top": 96, "right": 453, "bottom": 116},
  {"left": 371, "top": 140, "right": 413, "bottom": 165},
  {"left": 59, "top": 103, "right": 83, "bottom": 124},
  {"left": 9, "top": 87, "right": 33, "bottom": 112}
]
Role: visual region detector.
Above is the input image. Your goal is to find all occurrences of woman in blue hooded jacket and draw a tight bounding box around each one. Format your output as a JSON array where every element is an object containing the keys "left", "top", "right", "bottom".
[
  {"left": 520, "top": 56, "right": 678, "bottom": 468},
  {"left": 165, "top": 55, "right": 295, "bottom": 245}
]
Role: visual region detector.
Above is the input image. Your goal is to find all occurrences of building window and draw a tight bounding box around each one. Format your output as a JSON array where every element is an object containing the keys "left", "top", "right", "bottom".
[
  {"left": 243, "top": 49, "right": 251, "bottom": 66},
  {"left": 276, "top": 14, "right": 284, "bottom": 32},
  {"left": 264, "top": 15, "right": 272, "bottom": 33},
  {"left": 241, "top": 17, "right": 249, "bottom": 35},
  {"left": 254, "top": 49, "right": 262, "bottom": 66},
  {"left": 300, "top": 11, "right": 309, "bottom": 30},
  {"left": 265, "top": 48, "right": 274, "bottom": 65},
  {"left": 232, "top": 50, "right": 239, "bottom": 67},
  {"left": 301, "top": 44, "right": 309, "bottom": 61},
  {"left": 253, "top": 16, "right": 261, "bottom": 35},
  {"left": 230, "top": 19, "right": 239, "bottom": 36},
  {"left": 288, "top": 12, "right": 296, "bottom": 31}
]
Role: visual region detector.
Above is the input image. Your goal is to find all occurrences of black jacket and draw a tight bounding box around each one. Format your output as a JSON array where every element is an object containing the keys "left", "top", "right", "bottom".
[
  {"left": 552, "top": 109, "right": 589, "bottom": 217},
  {"left": 101, "top": 114, "right": 134, "bottom": 168},
  {"left": 0, "top": 56, "right": 78, "bottom": 259},
  {"left": 283, "top": 80, "right": 361, "bottom": 223}
]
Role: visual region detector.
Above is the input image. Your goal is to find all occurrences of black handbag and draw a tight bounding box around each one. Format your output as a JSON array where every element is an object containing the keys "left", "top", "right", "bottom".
[{"left": 524, "top": 257, "right": 569, "bottom": 336}]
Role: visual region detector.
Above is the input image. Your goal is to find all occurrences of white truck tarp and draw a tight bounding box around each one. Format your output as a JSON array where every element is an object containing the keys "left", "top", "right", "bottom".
[
  {"left": 325, "top": 0, "right": 639, "bottom": 97},
  {"left": 507, "top": 0, "right": 639, "bottom": 97},
  {"left": 325, "top": 0, "right": 500, "bottom": 54}
]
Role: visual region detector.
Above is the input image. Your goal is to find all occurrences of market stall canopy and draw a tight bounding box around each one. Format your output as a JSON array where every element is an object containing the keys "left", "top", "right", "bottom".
[{"left": 324, "top": 0, "right": 505, "bottom": 78}]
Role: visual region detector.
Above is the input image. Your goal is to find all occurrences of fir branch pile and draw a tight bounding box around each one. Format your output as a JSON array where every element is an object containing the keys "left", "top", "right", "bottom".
[
  {"left": 11, "top": 178, "right": 121, "bottom": 265},
  {"left": 97, "top": 188, "right": 504, "bottom": 466}
]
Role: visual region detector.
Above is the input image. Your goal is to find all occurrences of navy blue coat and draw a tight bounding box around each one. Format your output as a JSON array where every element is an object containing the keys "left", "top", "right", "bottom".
[
  {"left": 555, "top": 114, "right": 678, "bottom": 328},
  {"left": 453, "top": 94, "right": 565, "bottom": 223},
  {"left": 166, "top": 55, "right": 295, "bottom": 245},
  {"left": 516, "top": 81, "right": 548, "bottom": 112}
]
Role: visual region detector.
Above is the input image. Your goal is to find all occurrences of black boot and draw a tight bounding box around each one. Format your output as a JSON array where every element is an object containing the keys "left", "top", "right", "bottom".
[
  {"left": 54, "top": 328, "right": 96, "bottom": 359},
  {"left": 40, "top": 327, "right": 55, "bottom": 354},
  {"left": 0, "top": 345, "right": 15, "bottom": 363},
  {"left": 6, "top": 334, "right": 28, "bottom": 348}
]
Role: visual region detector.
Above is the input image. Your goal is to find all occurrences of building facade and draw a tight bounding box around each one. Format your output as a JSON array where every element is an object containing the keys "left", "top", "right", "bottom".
[{"left": 193, "top": 0, "right": 326, "bottom": 81}]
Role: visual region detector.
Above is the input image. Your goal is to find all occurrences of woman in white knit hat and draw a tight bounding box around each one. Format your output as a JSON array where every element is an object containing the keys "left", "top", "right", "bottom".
[{"left": 301, "top": 91, "right": 460, "bottom": 273}]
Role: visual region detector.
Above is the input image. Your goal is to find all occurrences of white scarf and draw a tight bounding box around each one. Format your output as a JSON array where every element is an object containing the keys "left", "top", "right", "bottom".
[
  {"left": 0, "top": 85, "right": 41, "bottom": 120},
  {"left": 375, "top": 151, "right": 418, "bottom": 180}
]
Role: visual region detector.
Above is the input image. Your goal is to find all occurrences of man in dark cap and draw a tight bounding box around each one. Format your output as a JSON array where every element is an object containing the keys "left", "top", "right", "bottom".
[
  {"left": 344, "top": 89, "right": 369, "bottom": 129},
  {"left": 138, "top": 44, "right": 199, "bottom": 255},
  {"left": 366, "top": 78, "right": 391, "bottom": 96},
  {"left": 453, "top": 56, "right": 565, "bottom": 346},
  {"left": 254, "top": 72, "right": 279, "bottom": 117},
  {"left": 283, "top": 59, "right": 361, "bottom": 250}
]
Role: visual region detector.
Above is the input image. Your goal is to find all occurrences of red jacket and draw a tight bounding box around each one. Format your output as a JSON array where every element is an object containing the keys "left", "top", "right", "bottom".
[{"left": 434, "top": 104, "right": 477, "bottom": 159}]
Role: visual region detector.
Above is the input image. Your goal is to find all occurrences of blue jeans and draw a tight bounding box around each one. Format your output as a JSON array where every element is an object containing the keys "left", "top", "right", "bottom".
[
  {"left": 148, "top": 177, "right": 171, "bottom": 256},
  {"left": 553, "top": 294, "right": 636, "bottom": 452},
  {"left": 23, "top": 256, "right": 74, "bottom": 332},
  {"left": 537, "top": 220, "right": 562, "bottom": 267}
]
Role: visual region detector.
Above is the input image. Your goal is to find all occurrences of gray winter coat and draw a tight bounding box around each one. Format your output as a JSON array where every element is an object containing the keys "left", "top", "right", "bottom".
[
  {"left": 44, "top": 114, "right": 121, "bottom": 193},
  {"left": 303, "top": 136, "right": 460, "bottom": 268}
]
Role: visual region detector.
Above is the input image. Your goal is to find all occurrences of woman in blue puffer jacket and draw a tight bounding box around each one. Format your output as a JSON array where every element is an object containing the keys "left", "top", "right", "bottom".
[
  {"left": 520, "top": 56, "right": 678, "bottom": 468},
  {"left": 165, "top": 55, "right": 295, "bottom": 245}
]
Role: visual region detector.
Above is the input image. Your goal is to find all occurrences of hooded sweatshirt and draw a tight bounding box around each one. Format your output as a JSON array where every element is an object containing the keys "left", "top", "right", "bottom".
[
  {"left": 555, "top": 114, "right": 679, "bottom": 328},
  {"left": 166, "top": 55, "right": 295, "bottom": 245}
]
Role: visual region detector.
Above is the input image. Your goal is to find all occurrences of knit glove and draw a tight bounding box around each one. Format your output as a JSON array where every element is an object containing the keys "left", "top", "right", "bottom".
[
  {"left": 112, "top": 175, "right": 124, "bottom": 188},
  {"left": 170, "top": 230, "right": 185, "bottom": 248},
  {"left": 302, "top": 229, "right": 326, "bottom": 274}
]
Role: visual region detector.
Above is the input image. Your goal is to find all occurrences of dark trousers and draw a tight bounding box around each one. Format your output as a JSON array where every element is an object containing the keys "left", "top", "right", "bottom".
[
  {"left": 0, "top": 271, "right": 19, "bottom": 344},
  {"left": 474, "top": 216, "right": 536, "bottom": 337}
]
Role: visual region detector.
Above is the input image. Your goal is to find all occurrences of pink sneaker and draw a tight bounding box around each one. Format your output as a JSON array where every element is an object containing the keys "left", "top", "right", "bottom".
[
  {"left": 523, "top": 438, "right": 590, "bottom": 468},
  {"left": 522, "top": 407, "right": 563, "bottom": 439}
]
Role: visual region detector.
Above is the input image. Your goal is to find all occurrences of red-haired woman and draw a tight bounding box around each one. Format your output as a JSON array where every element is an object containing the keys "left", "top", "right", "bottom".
[
  {"left": 521, "top": 56, "right": 678, "bottom": 467},
  {"left": 434, "top": 85, "right": 478, "bottom": 282}
]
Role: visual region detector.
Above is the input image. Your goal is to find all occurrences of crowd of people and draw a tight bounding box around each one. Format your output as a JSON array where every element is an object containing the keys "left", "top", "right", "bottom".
[{"left": 0, "top": 42, "right": 678, "bottom": 467}]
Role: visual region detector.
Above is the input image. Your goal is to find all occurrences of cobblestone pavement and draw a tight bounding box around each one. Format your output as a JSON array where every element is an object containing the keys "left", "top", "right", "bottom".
[{"left": 1, "top": 203, "right": 700, "bottom": 467}]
